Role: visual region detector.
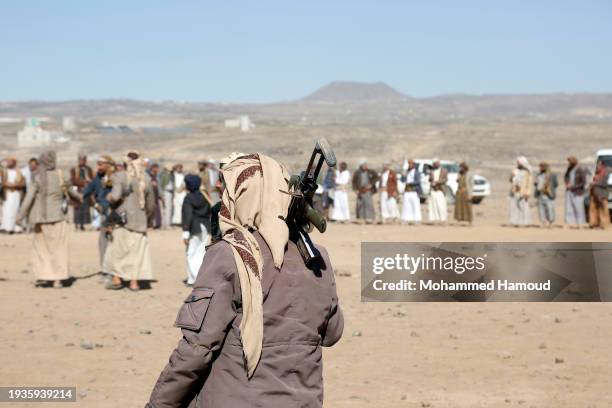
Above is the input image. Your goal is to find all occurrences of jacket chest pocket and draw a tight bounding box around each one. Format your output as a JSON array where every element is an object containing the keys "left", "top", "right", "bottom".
[{"left": 174, "top": 288, "right": 214, "bottom": 331}]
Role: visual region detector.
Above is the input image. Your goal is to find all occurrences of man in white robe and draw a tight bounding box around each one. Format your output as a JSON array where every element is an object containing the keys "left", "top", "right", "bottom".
[
  {"left": 401, "top": 159, "right": 422, "bottom": 224},
  {"left": 171, "top": 164, "right": 186, "bottom": 225},
  {"left": 428, "top": 159, "right": 448, "bottom": 224},
  {"left": 1, "top": 158, "right": 25, "bottom": 233},
  {"left": 379, "top": 162, "right": 400, "bottom": 223},
  {"left": 331, "top": 162, "right": 351, "bottom": 222},
  {"left": 509, "top": 156, "right": 533, "bottom": 226},
  {"left": 159, "top": 165, "right": 174, "bottom": 229},
  {"left": 207, "top": 160, "right": 221, "bottom": 203}
]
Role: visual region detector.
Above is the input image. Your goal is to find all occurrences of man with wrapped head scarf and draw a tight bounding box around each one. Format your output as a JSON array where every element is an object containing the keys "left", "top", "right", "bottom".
[
  {"left": 400, "top": 158, "right": 422, "bottom": 224},
  {"left": 454, "top": 162, "right": 473, "bottom": 224},
  {"left": 534, "top": 161, "right": 558, "bottom": 227},
  {"left": 509, "top": 156, "right": 533, "bottom": 226},
  {"left": 589, "top": 160, "right": 611, "bottom": 229},
  {"left": 17, "top": 151, "right": 82, "bottom": 287},
  {"left": 351, "top": 158, "right": 378, "bottom": 223},
  {"left": 378, "top": 161, "right": 399, "bottom": 223},
  {"left": 331, "top": 161, "right": 351, "bottom": 222},
  {"left": 181, "top": 174, "right": 211, "bottom": 286},
  {"left": 564, "top": 156, "right": 588, "bottom": 227},
  {"left": 171, "top": 164, "right": 186, "bottom": 225},
  {"left": 148, "top": 153, "right": 344, "bottom": 408},
  {"left": 102, "top": 152, "right": 155, "bottom": 291},
  {"left": 70, "top": 154, "right": 94, "bottom": 231},
  {"left": 428, "top": 158, "right": 448, "bottom": 224},
  {"left": 82, "top": 155, "right": 116, "bottom": 270}
]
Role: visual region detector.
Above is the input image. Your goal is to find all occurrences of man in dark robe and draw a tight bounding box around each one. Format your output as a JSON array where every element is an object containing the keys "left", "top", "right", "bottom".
[
  {"left": 147, "top": 163, "right": 163, "bottom": 229},
  {"left": 70, "top": 154, "right": 94, "bottom": 230},
  {"left": 352, "top": 159, "right": 379, "bottom": 223}
]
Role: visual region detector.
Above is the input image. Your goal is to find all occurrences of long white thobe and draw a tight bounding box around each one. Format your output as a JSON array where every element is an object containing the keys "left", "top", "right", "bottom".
[
  {"left": 401, "top": 168, "right": 422, "bottom": 222},
  {"left": 331, "top": 170, "right": 351, "bottom": 221},
  {"left": 171, "top": 173, "right": 186, "bottom": 225},
  {"left": 1, "top": 169, "right": 23, "bottom": 232},
  {"left": 379, "top": 170, "right": 399, "bottom": 220},
  {"left": 428, "top": 168, "right": 447, "bottom": 222}
]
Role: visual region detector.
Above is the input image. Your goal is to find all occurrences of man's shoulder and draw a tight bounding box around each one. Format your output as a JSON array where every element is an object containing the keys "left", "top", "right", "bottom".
[
  {"left": 202, "top": 240, "right": 238, "bottom": 278},
  {"left": 207, "top": 239, "right": 232, "bottom": 254}
]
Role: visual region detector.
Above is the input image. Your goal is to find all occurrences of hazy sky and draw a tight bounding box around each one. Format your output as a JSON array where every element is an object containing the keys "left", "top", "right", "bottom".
[{"left": 1, "top": 1, "right": 611, "bottom": 102}]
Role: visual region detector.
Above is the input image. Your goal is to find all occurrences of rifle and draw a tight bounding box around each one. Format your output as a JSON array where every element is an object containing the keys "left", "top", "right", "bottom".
[{"left": 285, "top": 138, "right": 337, "bottom": 266}]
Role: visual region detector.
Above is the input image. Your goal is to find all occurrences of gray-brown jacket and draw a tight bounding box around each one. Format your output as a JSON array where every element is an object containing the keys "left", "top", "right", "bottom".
[
  {"left": 147, "top": 232, "right": 344, "bottom": 408},
  {"left": 18, "top": 170, "right": 80, "bottom": 225},
  {"left": 108, "top": 171, "right": 155, "bottom": 233}
]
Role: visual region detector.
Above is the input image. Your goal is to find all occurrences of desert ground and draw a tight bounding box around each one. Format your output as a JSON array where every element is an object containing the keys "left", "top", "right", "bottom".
[
  {"left": 1, "top": 91, "right": 612, "bottom": 407},
  {"left": 1, "top": 200, "right": 611, "bottom": 408}
]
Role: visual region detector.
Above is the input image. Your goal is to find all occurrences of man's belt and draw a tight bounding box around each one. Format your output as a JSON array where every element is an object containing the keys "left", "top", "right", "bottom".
[{"left": 4, "top": 186, "right": 23, "bottom": 192}]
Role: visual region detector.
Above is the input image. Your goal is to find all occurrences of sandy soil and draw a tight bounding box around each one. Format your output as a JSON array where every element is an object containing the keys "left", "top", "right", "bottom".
[
  {"left": 1, "top": 211, "right": 611, "bottom": 408},
  {"left": 2, "top": 83, "right": 612, "bottom": 408}
]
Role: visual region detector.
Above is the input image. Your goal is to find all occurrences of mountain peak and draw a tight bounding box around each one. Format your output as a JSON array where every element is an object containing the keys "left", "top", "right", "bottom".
[{"left": 301, "top": 81, "right": 409, "bottom": 103}]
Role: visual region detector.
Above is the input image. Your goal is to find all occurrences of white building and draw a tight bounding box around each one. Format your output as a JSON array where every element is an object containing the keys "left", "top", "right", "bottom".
[
  {"left": 224, "top": 115, "right": 254, "bottom": 132},
  {"left": 17, "top": 118, "right": 67, "bottom": 148},
  {"left": 62, "top": 116, "right": 76, "bottom": 132}
]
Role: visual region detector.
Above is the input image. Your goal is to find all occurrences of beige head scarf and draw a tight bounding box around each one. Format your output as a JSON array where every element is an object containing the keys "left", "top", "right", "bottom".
[
  {"left": 219, "top": 152, "right": 246, "bottom": 168},
  {"left": 126, "top": 152, "right": 146, "bottom": 209},
  {"left": 517, "top": 156, "right": 531, "bottom": 172},
  {"left": 219, "top": 153, "right": 290, "bottom": 378}
]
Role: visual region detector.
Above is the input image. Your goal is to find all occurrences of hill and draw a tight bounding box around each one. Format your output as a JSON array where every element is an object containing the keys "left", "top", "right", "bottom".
[{"left": 300, "top": 81, "right": 410, "bottom": 104}]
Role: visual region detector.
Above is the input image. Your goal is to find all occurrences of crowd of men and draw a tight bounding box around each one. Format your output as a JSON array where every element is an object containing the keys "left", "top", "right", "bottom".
[
  {"left": 508, "top": 155, "right": 610, "bottom": 229},
  {"left": 314, "top": 155, "right": 610, "bottom": 230},
  {"left": 0, "top": 152, "right": 223, "bottom": 290},
  {"left": 0, "top": 151, "right": 609, "bottom": 290},
  {"left": 319, "top": 158, "right": 476, "bottom": 226}
]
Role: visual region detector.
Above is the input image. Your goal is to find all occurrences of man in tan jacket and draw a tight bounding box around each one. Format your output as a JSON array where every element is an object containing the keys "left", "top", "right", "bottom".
[
  {"left": 103, "top": 152, "right": 156, "bottom": 291},
  {"left": 17, "top": 151, "right": 81, "bottom": 287}
]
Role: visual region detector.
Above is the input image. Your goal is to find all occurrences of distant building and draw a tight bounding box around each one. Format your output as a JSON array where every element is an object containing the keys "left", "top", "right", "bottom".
[
  {"left": 17, "top": 118, "right": 68, "bottom": 148},
  {"left": 224, "top": 115, "right": 254, "bottom": 132},
  {"left": 62, "top": 116, "right": 76, "bottom": 132}
]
